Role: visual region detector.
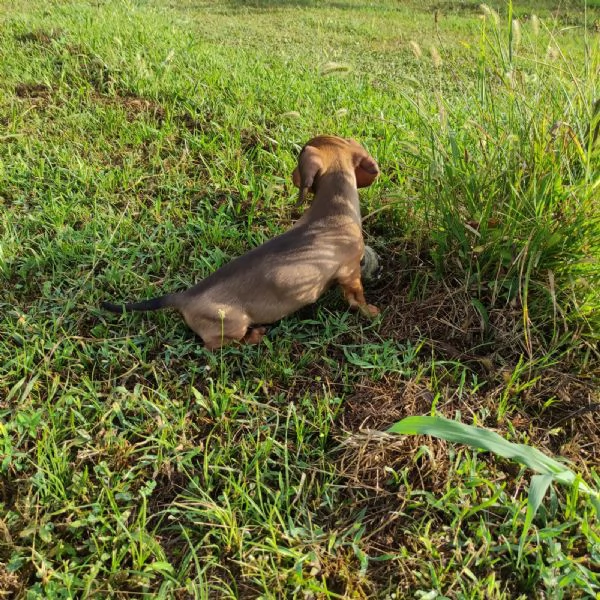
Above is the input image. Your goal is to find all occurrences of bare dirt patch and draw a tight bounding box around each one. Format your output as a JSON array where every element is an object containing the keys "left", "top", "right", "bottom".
[
  {"left": 334, "top": 375, "right": 479, "bottom": 494},
  {"left": 174, "top": 110, "right": 214, "bottom": 134},
  {"left": 240, "top": 127, "right": 278, "bottom": 153},
  {"left": 14, "top": 83, "right": 52, "bottom": 99},
  {"left": 0, "top": 564, "right": 22, "bottom": 598},
  {"left": 91, "top": 91, "right": 166, "bottom": 124},
  {"left": 524, "top": 371, "right": 600, "bottom": 468},
  {"left": 16, "top": 28, "right": 64, "bottom": 46},
  {"left": 367, "top": 241, "right": 521, "bottom": 367}
]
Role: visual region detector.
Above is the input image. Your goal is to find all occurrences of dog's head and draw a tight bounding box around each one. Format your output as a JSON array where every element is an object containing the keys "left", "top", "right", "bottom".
[{"left": 292, "top": 135, "right": 379, "bottom": 203}]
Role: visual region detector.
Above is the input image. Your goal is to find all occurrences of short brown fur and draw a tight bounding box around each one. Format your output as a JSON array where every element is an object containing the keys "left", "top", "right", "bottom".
[{"left": 102, "top": 135, "right": 380, "bottom": 349}]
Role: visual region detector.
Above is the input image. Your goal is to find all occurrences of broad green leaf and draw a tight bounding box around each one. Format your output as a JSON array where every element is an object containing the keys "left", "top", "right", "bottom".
[
  {"left": 143, "top": 561, "right": 175, "bottom": 575},
  {"left": 518, "top": 473, "right": 554, "bottom": 563},
  {"left": 388, "top": 416, "right": 598, "bottom": 500}
]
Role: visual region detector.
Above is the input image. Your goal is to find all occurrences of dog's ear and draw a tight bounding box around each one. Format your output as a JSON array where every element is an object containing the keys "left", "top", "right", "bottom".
[
  {"left": 292, "top": 166, "right": 302, "bottom": 188},
  {"left": 355, "top": 154, "right": 379, "bottom": 188},
  {"left": 293, "top": 146, "right": 323, "bottom": 189},
  {"left": 292, "top": 145, "right": 323, "bottom": 204}
]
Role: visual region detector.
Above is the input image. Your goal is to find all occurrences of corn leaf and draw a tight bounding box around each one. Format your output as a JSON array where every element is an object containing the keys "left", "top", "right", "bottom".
[
  {"left": 387, "top": 416, "right": 599, "bottom": 501},
  {"left": 518, "top": 473, "right": 554, "bottom": 563}
]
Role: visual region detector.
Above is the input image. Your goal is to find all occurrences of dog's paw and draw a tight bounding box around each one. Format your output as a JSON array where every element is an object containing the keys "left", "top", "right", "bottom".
[
  {"left": 360, "top": 304, "right": 380, "bottom": 318},
  {"left": 367, "top": 304, "right": 380, "bottom": 317},
  {"left": 243, "top": 326, "right": 268, "bottom": 345}
]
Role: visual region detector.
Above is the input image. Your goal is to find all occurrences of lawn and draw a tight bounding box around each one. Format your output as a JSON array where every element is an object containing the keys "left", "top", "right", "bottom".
[{"left": 0, "top": 0, "right": 599, "bottom": 597}]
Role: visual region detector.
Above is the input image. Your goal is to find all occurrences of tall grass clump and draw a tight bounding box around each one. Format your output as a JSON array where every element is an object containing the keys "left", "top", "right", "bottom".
[{"left": 403, "top": 5, "right": 599, "bottom": 363}]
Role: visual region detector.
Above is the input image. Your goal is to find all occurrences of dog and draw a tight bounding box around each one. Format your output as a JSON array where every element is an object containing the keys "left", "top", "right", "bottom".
[{"left": 101, "top": 135, "right": 380, "bottom": 349}]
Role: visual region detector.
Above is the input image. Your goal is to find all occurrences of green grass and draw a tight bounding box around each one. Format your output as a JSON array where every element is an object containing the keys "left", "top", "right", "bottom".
[{"left": 0, "top": 0, "right": 599, "bottom": 597}]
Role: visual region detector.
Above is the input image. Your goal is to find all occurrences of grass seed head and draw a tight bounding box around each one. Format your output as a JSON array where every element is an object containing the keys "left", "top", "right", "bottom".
[
  {"left": 480, "top": 4, "right": 500, "bottom": 25},
  {"left": 512, "top": 19, "right": 522, "bottom": 49},
  {"left": 409, "top": 40, "right": 422, "bottom": 59},
  {"left": 430, "top": 45, "right": 442, "bottom": 69},
  {"left": 546, "top": 45, "right": 560, "bottom": 61}
]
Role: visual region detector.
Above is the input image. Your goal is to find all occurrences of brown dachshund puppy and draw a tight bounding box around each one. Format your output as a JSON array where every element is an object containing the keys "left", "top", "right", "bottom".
[{"left": 102, "top": 135, "right": 379, "bottom": 349}]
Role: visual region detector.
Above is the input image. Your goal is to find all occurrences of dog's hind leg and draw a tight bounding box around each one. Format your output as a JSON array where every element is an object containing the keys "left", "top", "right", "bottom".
[
  {"left": 183, "top": 307, "right": 252, "bottom": 350},
  {"left": 242, "top": 326, "right": 268, "bottom": 345},
  {"left": 338, "top": 267, "right": 380, "bottom": 317}
]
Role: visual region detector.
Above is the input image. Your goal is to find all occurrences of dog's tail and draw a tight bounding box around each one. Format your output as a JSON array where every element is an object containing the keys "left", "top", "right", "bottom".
[{"left": 101, "top": 293, "right": 178, "bottom": 314}]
